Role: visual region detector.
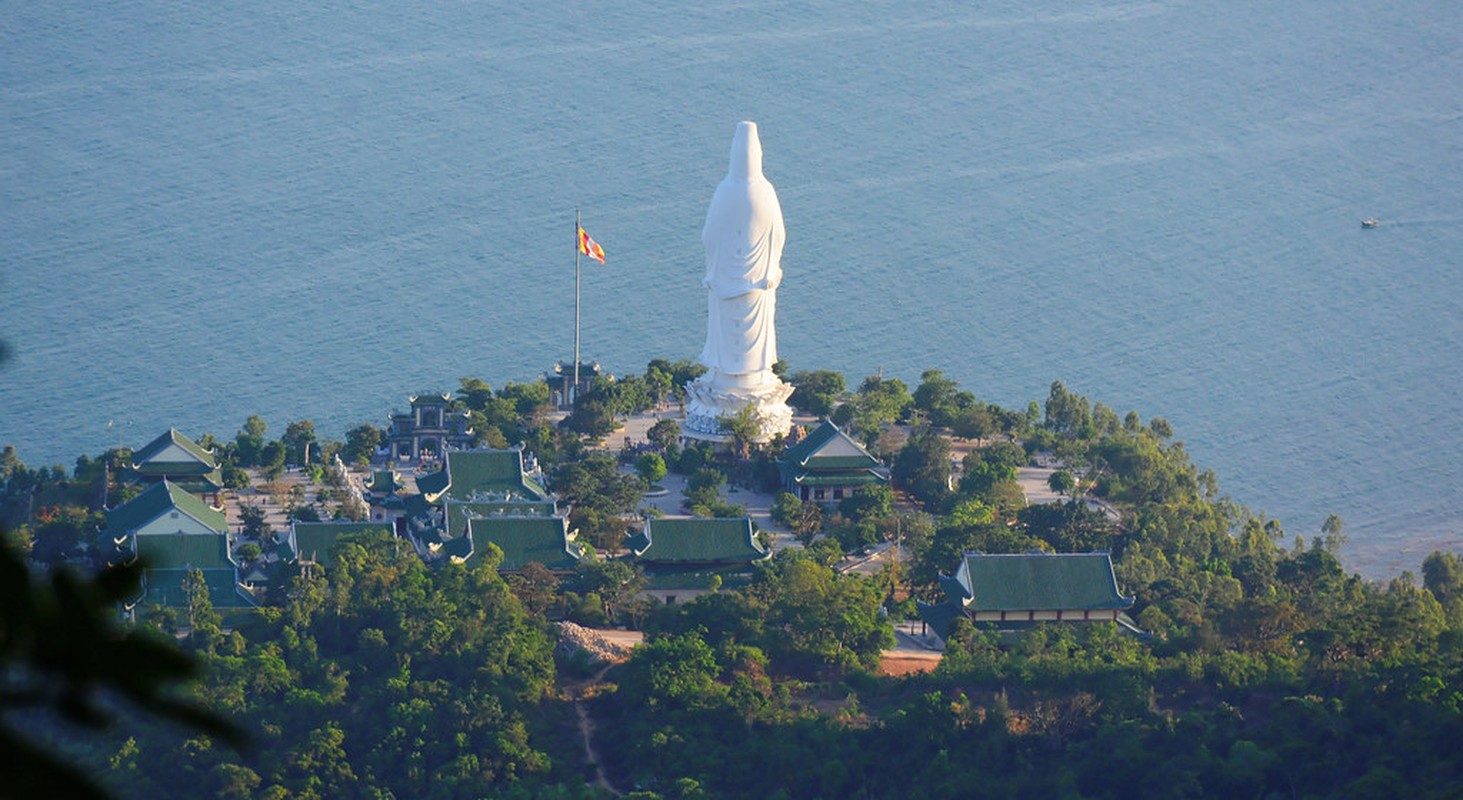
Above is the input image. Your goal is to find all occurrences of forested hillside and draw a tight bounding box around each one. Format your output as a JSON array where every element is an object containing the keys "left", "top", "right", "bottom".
[{"left": 4, "top": 368, "right": 1461, "bottom": 799}]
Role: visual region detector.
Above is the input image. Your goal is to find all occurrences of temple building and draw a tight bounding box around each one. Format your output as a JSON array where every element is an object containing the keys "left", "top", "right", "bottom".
[
  {"left": 778, "top": 420, "right": 890, "bottom": 503},
  {"left": 414, "top": 448, "right": 548, "bottom": 505},
  {"left": 125, "top": 428, "right": 223, "bottom": 500},
  {"left": 404, "top": 448, "right": 556, "bottom": 557},
  {"left": 442, "top": 515, "right": 584, "bottom": 572},
  {"left": 545, "top": 361, "right": 603, "bottom": 409},
  {"left": 386, "top": 393, "right": 474, "bottom": 462},
  {"left": 918, "top": 552, "right": 1141, "bottom": 645},
  {"left": 103, "top": 480, "right": 254, "bottom": 609},
  {"left": 284, "top": 521, "right": 396, "bottom": 568},
  {"left": 626, "top": 516, "right": 770, "bottom": 604}
]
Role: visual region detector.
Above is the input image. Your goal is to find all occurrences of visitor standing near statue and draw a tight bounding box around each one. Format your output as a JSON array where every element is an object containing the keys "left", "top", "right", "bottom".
[{"left": 683, "top": 121, "right": 795, "bottom": 442}]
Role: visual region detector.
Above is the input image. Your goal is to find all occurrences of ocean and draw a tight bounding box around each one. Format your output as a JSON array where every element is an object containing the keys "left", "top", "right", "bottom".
[{"left": 3, "top": 1, "right": 1459, "bottom": 578}]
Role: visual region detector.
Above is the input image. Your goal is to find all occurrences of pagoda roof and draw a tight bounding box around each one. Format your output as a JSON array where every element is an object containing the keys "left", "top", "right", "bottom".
[
  {"left": 408, "top": 393, "right": 453, "bottom": 407},
  {"left": 287, "top": 521, "right": 395, "bottom": 564},
  {"left": 787, "top": 470, "right": 889, "bottom": 487},
  {"left": 443, "top": 498, "right": 558, "bottom": 538},
  {"left": 367, "top": 470, "right": 404, "bottom": 495},
  {"left": 127, "top": 429, "right": 223, "bottom": 490},
  {"left": 133, "top": 532, "right": 234, "bottom": 570},
  {"left": 945, "top": 552, "right": 1133, "bottom": 612},
  {"left": 105, "top": 481, "right": 227, "bottom": 538},
  {"left": 414, "top": 470, "right": 450, "bottom": 497},
  {"left": 628, "top": 517, "right": 769, "bottom": 564},
  {"left": 130, "top": 428, "right": 217, "bottom": 471},
  {"left": 139, "top": 567, "right": 256, "bottom": 609},
  {"left": 780, "top": 421, "right": 883, "bottom": 471},
  {"left": 420, "top": 449, "right": 548, "bottom": 504},
  {"left": 463, "top": 516, "right": 583, "bottom": 571},
  {"left": 917, "top": 600, "right": 966, "bottom": 640}
]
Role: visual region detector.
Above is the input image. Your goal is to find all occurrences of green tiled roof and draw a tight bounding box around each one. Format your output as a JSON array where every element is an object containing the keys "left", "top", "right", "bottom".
[
  {"left": 140, "top": 567, "right": 255, "bottom": 609},
  {"left": 290, "top": 522, "right": 394, "bottom": 563},
  {"left": 779, "top": 421, "right": 888, "bottom": 486},
  {"left": 415, "top": 469, "right": 450, "bottom": 497},
  {"left": 917, "top": 600, "right": 965, "bottom": 640},
  {"left": 368, "top": 470, "right": 403, "bottom": 494},
  {"left": 444, "top": 499, "right": 558, "bottom": 537},
  {"left": 781, "top": 421, "right": 881, "bottom": 470},
  {"left": 131, "top": 428, "right": 218, "bottom": 471},
  {"left": 952, "top": 552, "right": 1133, "bottom": 612},
  {"left": 105, "top": 481, "right": 227, "bottom": 538},
  {"left": 787, "top": 470, "right": 888, "bottom": 487},
  {"left": 144, "top": 471, "right": 223, "bottom": 493},
  {"left": 632, "top": 517, "right": 769, "bottom": 564},
  {"left": 466, "top": 516, "right": 582, "bottom": 571},
  {"left": 134, "top": 532, "right": 233, "bottom": 570},
  {"left": 434, "top": 449, "right": 548, "bottom": 502}
]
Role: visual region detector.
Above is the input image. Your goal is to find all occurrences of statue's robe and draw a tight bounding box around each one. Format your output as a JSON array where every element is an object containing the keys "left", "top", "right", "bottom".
[{"left": 699, "top": 121, "right": 785, "bottom": 378}]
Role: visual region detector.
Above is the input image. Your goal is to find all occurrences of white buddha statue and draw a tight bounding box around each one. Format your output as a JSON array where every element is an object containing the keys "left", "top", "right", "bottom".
[
  {"left": 684, "top": 121, "right": 794, "bottom": 441},
  {"left": 699, "top": 120, "right": 785, "bottom": 380}
]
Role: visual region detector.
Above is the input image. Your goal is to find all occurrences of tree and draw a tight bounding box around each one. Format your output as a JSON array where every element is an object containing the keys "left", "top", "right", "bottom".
[
  {"left": 239, "top": 503, "right": 272, "bottom": 543},
  {"left": 1048, "top": 469, "right": 1076, "bottom": 497},
  {"left": 647, "top": 418, "right": 682, "bottom": 452},
  {"left": 0, "top": 543, "right": 241, "bottom": 798},
  {"left": 1321, "top": 513, "right": 1347, "bottom": 555},
  {"left": 617, "top": 631, "right": 726, "bottom": 712},
  {"left": 717, "top": 405, "right": 764, "bottom": 459},
  {"left": 182, "top": 568, "right": 222, "bottom": 648},
  {"left": 848, "top": 376, "right": 913, "bottom": 447},
  {"left": 575, "top": 557, "right": 645, "bottom": 623},
  {"left": 233, "top": 415, "right": 268, "bottom": 467},
  {"left": 1422, "top": 551, "right": 1463, "bottom": 619},
  {"left": 553, "top": 454, "right": 643, "bottom": 549},
  {"left": 1044, "top": 380, "right": 1092, "bottom": 437},
  {"left": 838, "top": 484, "right": 893, "bottom": 524},
  {"left": 772, "top": 492, "right": 824, "bottom": 545},
  {"left": 258, "top": 441, "right": 287, "bottom": 480},
  {"left": 892, "top": 426, "right": 952, "bottom": 510},
  {"left": 913, "top": 369, "right": 960, "bottom": 418},
  {"left": 788, "top": 370, "right": 846, "bottom": 417},
  {"left": 505, "top": 562, "right": 560, "bottom": 616},
  {"left": 221, "top": 464, "right": 250, "bottom": 491},
  {"left": 281, "top": 420, "right": 317, "bottom": 466},
  {"left": 755, "top": 552, "right": 894, "bottom": 674},
  {"left": 635, "top": 453, "right": 667, "bottom": 486},
  {"left": 683, "top": 467, "right": 727, "bottom": 511},
  {"left": 342, "top": 424, "right": 382, "bottom": 467}
]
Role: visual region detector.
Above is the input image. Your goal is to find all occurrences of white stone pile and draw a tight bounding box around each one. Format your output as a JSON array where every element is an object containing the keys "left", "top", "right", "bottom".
[{"left": 555, "top": 621, "right": 634, "bottom": 664}]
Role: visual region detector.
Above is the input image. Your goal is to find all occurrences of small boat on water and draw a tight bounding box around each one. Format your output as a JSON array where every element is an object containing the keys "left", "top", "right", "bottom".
[{"left": 1361, "top": 217, "right": 1379, "bottom": 228}]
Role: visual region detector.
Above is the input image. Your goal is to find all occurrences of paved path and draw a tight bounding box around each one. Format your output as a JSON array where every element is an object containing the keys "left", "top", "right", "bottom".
[{"left": 595, "top": 410, "right": 800, "bottom": 552}]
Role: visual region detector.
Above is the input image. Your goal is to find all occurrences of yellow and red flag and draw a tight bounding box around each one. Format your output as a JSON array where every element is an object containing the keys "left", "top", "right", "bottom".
[{"left": 578, "top": 226, "right": 606, "bottom": 264}]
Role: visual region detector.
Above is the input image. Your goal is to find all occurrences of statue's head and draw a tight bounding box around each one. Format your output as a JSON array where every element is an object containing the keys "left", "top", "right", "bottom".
[{"left": 728, "top": 121, "right": 763, "bottom": 181}]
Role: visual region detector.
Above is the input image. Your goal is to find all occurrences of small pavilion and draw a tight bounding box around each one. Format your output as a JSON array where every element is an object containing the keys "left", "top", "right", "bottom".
[
  {"left": 126, "top": 429, "right": 223, "bottom": 500},
  {"left": 386, "top": 393, "right": 474, "bottom": 463},
  {"left": 778, "top": 420, "right": 890, "bottom": 503}
]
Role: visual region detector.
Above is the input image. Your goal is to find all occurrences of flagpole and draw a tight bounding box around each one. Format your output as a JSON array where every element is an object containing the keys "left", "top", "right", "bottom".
[{"left": 574, "top": 209, "right": 581, "bottom": 407}]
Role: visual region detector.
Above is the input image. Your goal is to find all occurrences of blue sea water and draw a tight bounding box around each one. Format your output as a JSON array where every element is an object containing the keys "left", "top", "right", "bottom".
[{"left": 3, "top": 1, "right": 1459, "bottom": 578}]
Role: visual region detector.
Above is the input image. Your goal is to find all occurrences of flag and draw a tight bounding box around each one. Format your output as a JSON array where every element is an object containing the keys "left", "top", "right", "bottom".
[{"left": 578, "top": 225, "right": 606, "bottom": 264}]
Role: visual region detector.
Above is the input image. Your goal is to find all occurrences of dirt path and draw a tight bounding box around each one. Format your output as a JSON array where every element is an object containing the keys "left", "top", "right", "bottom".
[{"left": 566, "top": 663, "right": 620, "bottom": 796}]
